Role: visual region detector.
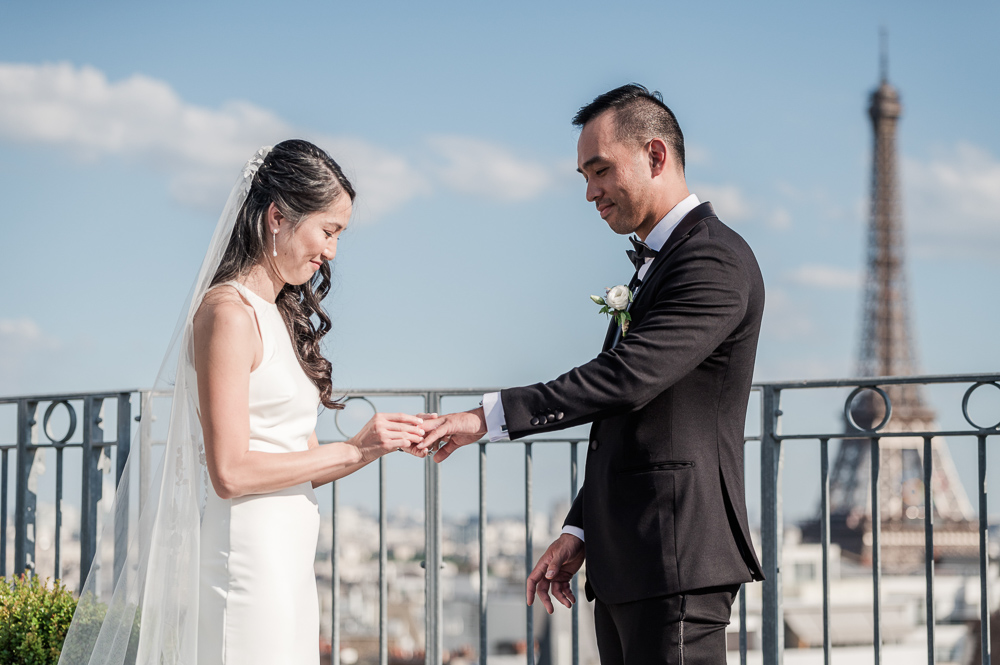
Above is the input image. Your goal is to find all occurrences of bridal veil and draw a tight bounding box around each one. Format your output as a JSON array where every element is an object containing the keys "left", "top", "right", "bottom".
[{"left": 58, "top": 148, "right": 271, "bottom": 665}]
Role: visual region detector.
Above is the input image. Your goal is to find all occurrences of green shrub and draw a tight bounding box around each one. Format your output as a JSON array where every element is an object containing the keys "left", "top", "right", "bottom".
[
  {"left": 1, "top": 574, "right": 142, "bottom": 665},
  {"left": 0, "top": 573, "right": 77, "bottom": 665}
]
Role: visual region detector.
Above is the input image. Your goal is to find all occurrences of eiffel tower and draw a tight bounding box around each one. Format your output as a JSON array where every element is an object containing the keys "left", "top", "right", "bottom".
[{"left": 802, "top": 42, "right": 978, "bottom": 572}]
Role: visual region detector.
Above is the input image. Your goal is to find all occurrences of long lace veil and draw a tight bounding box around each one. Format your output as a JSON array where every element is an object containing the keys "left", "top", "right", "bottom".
[{"left": 58, "top": 147, "right": 271, "bottom": 665}]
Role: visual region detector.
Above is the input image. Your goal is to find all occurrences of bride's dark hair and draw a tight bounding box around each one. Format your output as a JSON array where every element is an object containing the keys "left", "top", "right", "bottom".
[{"left": 210, "top": 139, "right": 355, "bottom": 410}]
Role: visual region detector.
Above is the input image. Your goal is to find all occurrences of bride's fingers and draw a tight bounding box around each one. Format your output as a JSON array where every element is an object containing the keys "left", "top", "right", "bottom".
[
  {"left": 380, "top": 412, "right": 425, "bottom": 426},
  {"left": 384, "top": 421, "right": 426, "bottom": 434},
  {"left": 417, "top": 417, "right": 447, "bottom": 434},
  {"left": 381, "top": 431, "right": 423, "bottom": 446}
]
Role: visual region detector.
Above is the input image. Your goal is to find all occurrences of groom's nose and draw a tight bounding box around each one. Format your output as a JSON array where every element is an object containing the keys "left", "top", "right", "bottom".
[{"left": 586, "top": 180, "right": 602, "bottom": 202}]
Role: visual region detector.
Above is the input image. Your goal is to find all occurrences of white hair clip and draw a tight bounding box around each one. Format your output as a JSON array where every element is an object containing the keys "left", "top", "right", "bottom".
[{"left": 241, "top": 146, "right": 273, "bottom": 193}]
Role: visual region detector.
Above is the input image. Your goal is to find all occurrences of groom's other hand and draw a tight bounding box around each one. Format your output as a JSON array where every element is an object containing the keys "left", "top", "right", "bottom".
[
  {"left": 418, "top": 408, "right": 487, "bottom": 462},
  {"left": 526, "top": 533, "right": 585, "bottom": 613}
]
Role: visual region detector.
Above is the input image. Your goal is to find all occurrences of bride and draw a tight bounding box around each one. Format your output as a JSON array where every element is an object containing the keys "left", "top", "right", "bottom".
[{"left": 58, "top": 140, "right": 429, "bottom": 665}]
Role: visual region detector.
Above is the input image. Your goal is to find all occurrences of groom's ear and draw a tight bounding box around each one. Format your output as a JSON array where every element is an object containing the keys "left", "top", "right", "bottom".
[{"left": 647, "top": 137, "right": 669, "bottom": 178}]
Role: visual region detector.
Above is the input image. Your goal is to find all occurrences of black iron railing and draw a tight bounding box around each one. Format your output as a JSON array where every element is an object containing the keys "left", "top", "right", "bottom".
[{"left": 2, "top": 374, "right": 999, "bottom": 664}]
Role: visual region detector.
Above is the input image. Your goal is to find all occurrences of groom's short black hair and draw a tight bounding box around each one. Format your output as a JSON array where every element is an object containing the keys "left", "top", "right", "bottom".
[{"left": 573, "top": 83, "right": 686, "bottom": 172}]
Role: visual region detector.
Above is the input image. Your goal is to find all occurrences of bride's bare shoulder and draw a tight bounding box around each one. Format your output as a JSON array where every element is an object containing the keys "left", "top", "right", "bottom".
[{"left": 193, "top": 286, "right": 255, "bottom": 340}]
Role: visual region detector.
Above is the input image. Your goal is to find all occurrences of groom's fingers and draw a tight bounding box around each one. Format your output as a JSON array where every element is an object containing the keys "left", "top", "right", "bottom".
[
  {"left": 418, "top": 419, "right": 450, "bottom": 445},
  {"left": 534, "top": 577, "right": 555, "bottom": 614},
  {"left": 551, "top": 582, "right": 575, "bottom": 609},
  {"left": 414, "top": 418, "right": 448, "bottom": 449},
  {"left": 432, "top": 440, "right": 461, "bottom": 463},
  {"left": 526, "top": 555, "right": 553, "bottom": 606}
]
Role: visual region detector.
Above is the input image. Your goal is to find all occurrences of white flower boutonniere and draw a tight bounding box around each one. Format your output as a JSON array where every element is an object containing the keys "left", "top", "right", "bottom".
[{"left": 590, "top": 285, "right": 634, "bottom": 336}]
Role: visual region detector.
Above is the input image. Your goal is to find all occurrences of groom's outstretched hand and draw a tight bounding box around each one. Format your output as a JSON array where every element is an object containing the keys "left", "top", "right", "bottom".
[
  {"left": 417, "top": 408, "right": 487, "bottom": 462},
  {"left": 527, "top": 533, "right": 585, "bottom": 613}
]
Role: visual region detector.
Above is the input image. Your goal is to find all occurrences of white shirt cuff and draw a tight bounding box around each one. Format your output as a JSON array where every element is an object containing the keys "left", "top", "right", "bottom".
[
  {"left": 561, "top": 525, "right": 585, "bottom": 543},
  {"left": 482, "top": 392, "right": 510, "bottom": 442}
]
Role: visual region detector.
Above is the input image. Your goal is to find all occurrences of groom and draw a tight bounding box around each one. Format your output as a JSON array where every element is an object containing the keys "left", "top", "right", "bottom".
[{"left": 420, "top": 83, "right": 765, "bottom": 664}]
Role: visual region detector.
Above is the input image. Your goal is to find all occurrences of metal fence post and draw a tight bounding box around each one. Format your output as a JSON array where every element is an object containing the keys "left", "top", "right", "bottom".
[
  {"left": 525, "top": 442, "right": 534, "bottom": 665},
  {"left": 425, "top": 391, "right": 443, "bottom": 665},
  {"left": 2, "top": 449, "right": 8, "bottom": 577},
  {"left": 978, "top": 434, "right": 990, "bottom": 665},
  {"left": 332, "top": 479, "right": 341, "bottom": 665},
  {"left": 570, "top": 441, "right": 580, "bottom": 665},
  {"left": 379, "top": 456, "right": 388, "bottom": 665},
  {"left": 114, "top": 393, "right": 131, "bottom": 585},
  {"left": 14, "top": 399, "right": 39, "bottom": 576},
  {"left": 479, "top": 442, "right": 488, "bottom": 665},
  {"left": 760, "top": 385, "right": 784, "bottom": 665},
  {"left": 80, "top": 395, "right": 106, "bottom": 593}
]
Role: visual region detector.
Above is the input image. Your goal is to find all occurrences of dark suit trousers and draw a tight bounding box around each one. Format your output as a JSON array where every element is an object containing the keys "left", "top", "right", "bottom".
[{"left": 593, "top": 585, "right": 740, "bottom": 665}]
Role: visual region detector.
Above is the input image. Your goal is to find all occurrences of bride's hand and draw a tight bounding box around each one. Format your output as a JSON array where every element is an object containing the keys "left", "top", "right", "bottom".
[{"left": 349, "top": 413, "right": 427, "bottom": 463}]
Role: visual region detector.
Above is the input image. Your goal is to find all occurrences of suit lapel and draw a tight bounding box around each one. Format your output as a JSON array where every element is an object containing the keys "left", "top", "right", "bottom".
[
  {"left": 601, "top": 202, "right": 719, "bottom": 351},
  {"left": 631, "top": 202, "right": 718, "bottom": 302}
]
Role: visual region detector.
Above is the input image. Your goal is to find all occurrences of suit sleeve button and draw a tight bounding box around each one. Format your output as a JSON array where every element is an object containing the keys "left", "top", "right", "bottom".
[
  {"left": 555, "top": 411, "right": 564, "bottom": 420},
  {"left": 531, "top": 417, "right": 541, "bottom": 426},
  {"left": 590, "top": 439, "right": 599, "bottom": 450}
]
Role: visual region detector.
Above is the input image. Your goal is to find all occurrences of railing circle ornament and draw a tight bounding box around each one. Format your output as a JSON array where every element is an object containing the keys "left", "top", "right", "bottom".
[
  {"left": 333, "top": 396, "right": 378, "bottom": 440},
  {"left": 961, "top": 381, "right": 1000, "bottom": 431},
  {"left": 844, "top": 385, "right": 893, "bottom": 433},
  {"left": 42, "top": 400, "right": 77, "bottom": 444}
]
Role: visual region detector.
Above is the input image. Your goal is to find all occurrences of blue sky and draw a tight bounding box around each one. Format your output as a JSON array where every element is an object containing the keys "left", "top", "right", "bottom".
[{"left": 1, "top": 0, "right": 998, "bottom": 522}]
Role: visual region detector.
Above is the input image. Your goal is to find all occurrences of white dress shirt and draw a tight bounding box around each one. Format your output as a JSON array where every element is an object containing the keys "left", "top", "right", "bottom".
[{"left": 483, "top": 194, "right": 701, "bottom": 542}]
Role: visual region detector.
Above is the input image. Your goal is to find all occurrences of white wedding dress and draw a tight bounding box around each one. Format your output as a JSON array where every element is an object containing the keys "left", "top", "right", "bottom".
[{"left": 197, "top": 281, "right": 322, "bottom": 665}]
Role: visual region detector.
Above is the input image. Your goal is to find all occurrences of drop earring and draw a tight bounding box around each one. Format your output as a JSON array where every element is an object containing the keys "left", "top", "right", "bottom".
[{"left": 272, "top": 229, "right": 278, "bottom": 257}]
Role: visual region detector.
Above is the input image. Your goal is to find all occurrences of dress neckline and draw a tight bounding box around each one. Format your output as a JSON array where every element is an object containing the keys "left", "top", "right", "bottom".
[{"left": 226, "top": 280, "right": 278, "bottom": 308}]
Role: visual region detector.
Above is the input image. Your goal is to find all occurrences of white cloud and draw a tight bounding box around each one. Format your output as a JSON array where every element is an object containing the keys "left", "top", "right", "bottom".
[
  {"left": 426, "top": 135, "right": 555, "bottom": 201},
  {"left": 785, "top": 264, "right": 862, "bottom": 290},
  {"left": 0, "top": 62, "right": 558, "bottom": 217},
  {"left": 904, "top": 142, "right": 1000, "bottom": 258},
  {"left": 0, "top": 62, "right": 294, "bottom": 204},
  {"left": 0, "top": 317, "right": 59, "bottom": 348},
  {"left": 313, "top": 135, "right": 429, "bottom": 219},
  {"left": 773, "top": 180, "right": 859, "bottom": 227},
  {"left": 690, "top": 182, "right": 752, "bottom": 221}
]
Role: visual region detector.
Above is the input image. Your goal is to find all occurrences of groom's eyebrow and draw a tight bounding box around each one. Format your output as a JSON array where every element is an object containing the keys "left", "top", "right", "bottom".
[{"left": 578, "top": 155, "right": 604, "bottom": 173}]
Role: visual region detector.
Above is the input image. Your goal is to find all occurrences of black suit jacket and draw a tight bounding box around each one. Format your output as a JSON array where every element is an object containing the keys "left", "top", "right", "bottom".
[{"left": 500, "top": 202, "right": 765, "bottom": 605}]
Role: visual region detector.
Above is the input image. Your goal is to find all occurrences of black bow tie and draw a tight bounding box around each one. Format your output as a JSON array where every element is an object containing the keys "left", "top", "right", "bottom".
[{"left": 626, "top": 236, "right": 658, "bottom": 272}]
